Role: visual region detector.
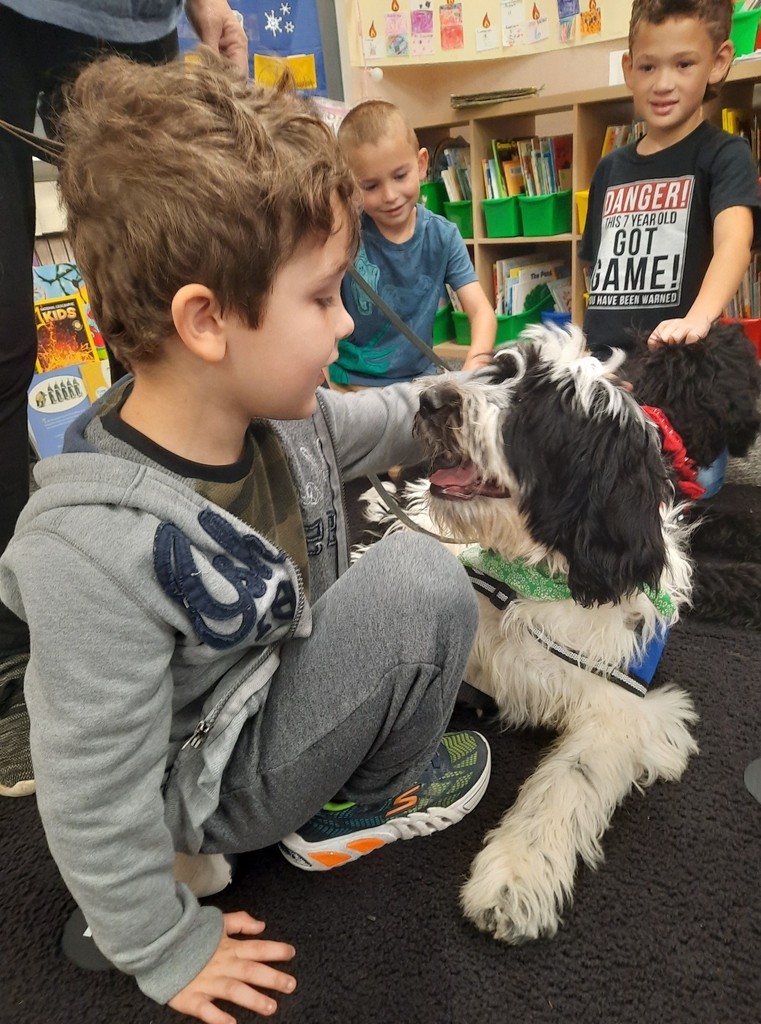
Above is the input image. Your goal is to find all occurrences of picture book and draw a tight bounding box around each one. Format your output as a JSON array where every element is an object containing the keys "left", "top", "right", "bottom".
[
  {"left": 32, "top": 263, "right": 106, "bottom": 360},
  {"left": 550, "top": 134, "right": 573, "bottom": 191},
  {"left": 27, "top": 365, "right": 94, "bottom": 459},
  {"left": 34, "top": 294, "right": 100, "bottom": 374}
]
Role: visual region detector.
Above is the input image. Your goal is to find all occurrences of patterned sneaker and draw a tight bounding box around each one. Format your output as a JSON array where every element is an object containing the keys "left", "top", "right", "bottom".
[
  {"left": 0, "top": 653, "right": 34, "bottom": 798},
  {"left": 279, "top": 730, "right": 491, "bottom": 871}
]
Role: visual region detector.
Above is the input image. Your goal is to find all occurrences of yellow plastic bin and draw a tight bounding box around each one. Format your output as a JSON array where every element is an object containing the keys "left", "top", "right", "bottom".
[
  {"left": 731, "top": 2, "right": 761, "bottom": 57},
  {"left": 575, "top": 189, "right": 589, "bottom": 233},
  {"left": 482, "top": 196, "right": 522, "bottom": 238},
  {"left": 443, "top": 199, "right": 474, "bottom": 239},
  {"left": 432, "top": 303, "right": 456, "bottom": 344},
  {"left": 420, "top": 181, "right": 448, "bottom": 216},
  {"left": 518, "top": 189, "right": 572, "bottom": 236},
  {"left": 495, "top": 294, "right": 555, "bottom": 347}
]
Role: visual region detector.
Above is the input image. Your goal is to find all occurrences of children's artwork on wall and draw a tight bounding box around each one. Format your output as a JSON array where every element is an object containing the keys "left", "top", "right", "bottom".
[
  {"left": 527, "top": 1, "right": 550, "bottom": 43},
  {"left": 476, "top": 12, "right": 499, "bottom": 51},
  {"left": 440, "top": 2, "right": 465, "bottom": 50},
  {"left": 501, "top": 0, "right": 525, "bottom": 48},
  {"left": 347, "top": 0, "right": 627, "bottom": 64},
  {"left": 411, "top": 3, "right": 435, "bottom": 55},
  {"left": 580, "top": 0, "right": 601, "bottom": 36},
  {"left": 556, "top": 0, "right": 579, "bottom": 41},
  {"left": 363, "top": 19, "right": 382, "bottom": 57},
  {"left": 178, "top": 1, "right": 329, "bottom": 94},
  {"left": 386, "top": 7, "right": 410, "bottom": 56}
]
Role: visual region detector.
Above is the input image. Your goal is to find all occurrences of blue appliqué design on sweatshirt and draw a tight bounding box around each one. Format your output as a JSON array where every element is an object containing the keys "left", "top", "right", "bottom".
[{"left": 154, "top": 508, "right": 297, "bottom": 649}]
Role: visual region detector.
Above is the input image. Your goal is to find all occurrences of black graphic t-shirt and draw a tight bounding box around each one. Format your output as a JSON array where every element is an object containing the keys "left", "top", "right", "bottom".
[{"left": 580, "top": 120, "right": 761, "bottom": 355}]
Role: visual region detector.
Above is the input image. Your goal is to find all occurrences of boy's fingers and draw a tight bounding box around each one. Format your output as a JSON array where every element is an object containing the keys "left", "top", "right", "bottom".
[
  {"left": 233, "top": 938, "right": 297, "bottom": 963},
  {"left": 223, "top": 910, "right": 266, "bottom": 935},
  {"left": 236, "top": 960, "right": 297, "bottom": 994}
]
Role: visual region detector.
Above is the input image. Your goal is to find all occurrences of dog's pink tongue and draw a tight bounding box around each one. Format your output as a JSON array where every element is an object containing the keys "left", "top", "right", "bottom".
[{"left": 429, "top": 462, "right": 480, "bottom": 489}]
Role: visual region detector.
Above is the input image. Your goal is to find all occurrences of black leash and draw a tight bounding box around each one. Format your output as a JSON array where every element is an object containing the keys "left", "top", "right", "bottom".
[{"left": 346, "top": 263, "right": 453, "bottom": 372}]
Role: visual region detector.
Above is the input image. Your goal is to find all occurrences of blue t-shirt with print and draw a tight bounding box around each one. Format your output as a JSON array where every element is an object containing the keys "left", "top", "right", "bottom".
[{"left": 330, "top": 204, "right": 477, "bottom": 386}]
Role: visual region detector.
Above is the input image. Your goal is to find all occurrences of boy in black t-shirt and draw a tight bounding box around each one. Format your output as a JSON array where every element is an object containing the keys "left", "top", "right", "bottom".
[{"left": 580, "top": 0, "right": 761, "bottom": 357}]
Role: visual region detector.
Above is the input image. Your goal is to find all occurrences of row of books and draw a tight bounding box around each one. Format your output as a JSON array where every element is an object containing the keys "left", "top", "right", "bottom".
[
  {"left": 439, "top": 146, "right": 473, "bottom": 202},
  {"left": 599, "top": 121, "right": 647, "bottom": 158},
  {"left": 493, "top": 252, "right": 571, "bottom": 317},
  {"left": 724, "top": 251, "right": 761, "bottom": 320},
  {"left": 29, "top": 261, "right": 110, "bottom": 459},
  {"left": 482, "top": 135, "right": 573, "bottom": 200},
  {"left": 721, "top": 106, "right": 761, "bottom": 166}
]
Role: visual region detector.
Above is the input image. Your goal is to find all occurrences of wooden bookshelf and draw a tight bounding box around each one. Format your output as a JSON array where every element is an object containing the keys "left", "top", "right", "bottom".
[{"left": 415, "top": 59, "right": 761, "bottom": 335}]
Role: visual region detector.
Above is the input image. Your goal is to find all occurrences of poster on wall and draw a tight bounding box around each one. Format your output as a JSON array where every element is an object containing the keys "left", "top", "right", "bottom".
[
  {"left": 580, "top": 0, "right": 602, "bottom": 37},
  {"left": 556, "top": 0, "right": 579, "bottom": 42},
  {"left": 411, "top": 2, "right": 435, "bottom": 55},
  {"left": 476, "top": 12, "right": 499, "bottom": 52},
  {"left": 527, "top": 1, "right": 550, "bottom": 43},
  {"left": 440, "top": 1, "right": 465, "bottom": 50},
  {"left": 501, "top": 0, "right": 525, "bottom": 47},
  {"left": 177, "top": 0, "right": 329, "bottom": 94},
  {"left": 385, "top": 6, "right": 410, "bottom": 56}
]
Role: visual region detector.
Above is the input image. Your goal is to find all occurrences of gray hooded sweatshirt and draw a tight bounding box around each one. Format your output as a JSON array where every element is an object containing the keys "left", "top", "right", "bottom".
[{"left": 0, "top": 382, "right": 426, "bottom": 1003}]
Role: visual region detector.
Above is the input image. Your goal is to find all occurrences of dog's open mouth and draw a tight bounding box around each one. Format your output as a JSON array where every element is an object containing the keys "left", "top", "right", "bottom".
[{"left": 429, "top": 460, "right": 510, "bottom": 500}]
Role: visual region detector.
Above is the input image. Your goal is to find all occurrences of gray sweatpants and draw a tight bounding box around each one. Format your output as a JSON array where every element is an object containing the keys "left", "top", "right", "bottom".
[{"left": 203, "top": 532, "right": 479, "bottom": 854}]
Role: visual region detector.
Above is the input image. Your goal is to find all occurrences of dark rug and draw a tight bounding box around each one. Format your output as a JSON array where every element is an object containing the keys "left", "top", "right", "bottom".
[{"left": 2, "top": 480, "right": 760, "bottom": 1024}]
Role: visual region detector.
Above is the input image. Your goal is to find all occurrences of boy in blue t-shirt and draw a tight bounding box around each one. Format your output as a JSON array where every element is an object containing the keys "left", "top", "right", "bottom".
[{"left": 330, "top": 100, "right": 496, "bottom": 386}]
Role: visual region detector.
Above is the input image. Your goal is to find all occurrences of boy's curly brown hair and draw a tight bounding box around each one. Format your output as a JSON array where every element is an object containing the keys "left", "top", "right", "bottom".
[
  {"left": 57, "top": 49, "right": 360, "bottom": 366},
  {"left": 628, "top": 0, "right": 733, "bottom": 51}
]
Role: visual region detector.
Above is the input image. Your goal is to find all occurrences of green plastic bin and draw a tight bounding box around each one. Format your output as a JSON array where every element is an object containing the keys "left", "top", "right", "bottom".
[
  {"left": 420, "top": 181, "right": 448, "bottom": 216},
  {"left": 518, "top": 189, "right": 572, "bottom": 237},
  {"left": 432, "top": 303, "right": 456, "bottom": 344},
  {"left": 495, "top": 293, "right": 555, "bottom": 347},
  {"left": 731, "top": 3, "right": 761, "bottom": 57},
  {"left": 482, "top": 196, "right": 522, "bottom": 238},
  {"left": 443, "top": 199, "right": 474, "bottom": 239}
]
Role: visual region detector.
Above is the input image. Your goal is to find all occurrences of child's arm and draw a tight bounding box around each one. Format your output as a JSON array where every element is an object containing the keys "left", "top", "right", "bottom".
[
  {"left": 169, "top": 912, "right": 296, "bottom": 1023},
  {"left": 457, "top": 281, "right": 497, "bottom": 370},
  {"left": 647, "top": 206, "right": 754, "bottom": 347}
]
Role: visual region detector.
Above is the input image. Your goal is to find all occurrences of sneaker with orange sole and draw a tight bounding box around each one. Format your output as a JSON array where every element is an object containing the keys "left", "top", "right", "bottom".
[{"left": 278, "top": 730, "right": 491, "bottom": 871}]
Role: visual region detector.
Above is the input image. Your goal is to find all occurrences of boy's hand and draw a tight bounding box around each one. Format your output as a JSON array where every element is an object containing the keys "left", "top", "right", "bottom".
[
  {"left": 168, "top": 911, "right": 296, "bottom": 1024},
  {"left": 647, "top": 315, "right": 712, "bottom": 348}
]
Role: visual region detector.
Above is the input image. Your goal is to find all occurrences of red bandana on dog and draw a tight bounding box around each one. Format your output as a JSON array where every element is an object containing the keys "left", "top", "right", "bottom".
[{"left": 641, "top": 405, "right": 705, "bottom": 501}]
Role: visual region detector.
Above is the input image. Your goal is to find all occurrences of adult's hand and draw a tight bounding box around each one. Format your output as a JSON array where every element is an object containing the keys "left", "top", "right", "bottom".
[{"left": 185, "top": 0, "right": 249, "bottom": 78}]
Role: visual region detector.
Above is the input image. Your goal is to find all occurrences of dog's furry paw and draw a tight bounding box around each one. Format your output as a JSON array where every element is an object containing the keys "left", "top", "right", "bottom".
[{"left": 460, "top": 833, "right": 573, "bottom": 943}]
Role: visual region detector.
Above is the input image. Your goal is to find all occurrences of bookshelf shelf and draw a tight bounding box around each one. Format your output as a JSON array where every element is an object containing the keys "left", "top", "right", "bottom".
[{"left": 416, "top": 58, "right": 761, "bottom": 331}]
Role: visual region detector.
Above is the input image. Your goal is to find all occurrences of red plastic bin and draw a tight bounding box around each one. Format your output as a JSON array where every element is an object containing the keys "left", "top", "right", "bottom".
[{"left": 720, "top": 318, "right": 761, "bottom": 358}]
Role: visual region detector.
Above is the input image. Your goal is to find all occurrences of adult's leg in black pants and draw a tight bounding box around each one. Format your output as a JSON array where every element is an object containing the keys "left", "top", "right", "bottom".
[{"left": 0, "top": 5, "right": 178, "bottom": 794}]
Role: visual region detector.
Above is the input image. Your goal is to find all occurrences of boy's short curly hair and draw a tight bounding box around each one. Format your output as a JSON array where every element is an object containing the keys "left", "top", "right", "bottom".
[
  {"left": 628, "top": 0, "right": 733, "bottom": 51},
  {"left": 337, "top": 99, "right": 419, "bottom": 154},
  {"left": 57, "top": 49, "right": 360, "bottom": 366}
]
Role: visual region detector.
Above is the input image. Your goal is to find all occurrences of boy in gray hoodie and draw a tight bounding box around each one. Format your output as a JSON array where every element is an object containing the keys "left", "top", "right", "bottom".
[{"left": 0, "top": 52, "right": 490, "bottom": 1023}]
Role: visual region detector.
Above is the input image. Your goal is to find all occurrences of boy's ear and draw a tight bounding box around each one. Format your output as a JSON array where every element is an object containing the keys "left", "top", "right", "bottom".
[
  {"left": 621, "top": 50, "right": 633, "bottom": 86},
  {"left": 417, "top": 146, "right": 429, "bottom": 181},
  {"left": 709, "top": 39, "right": 734, "bottom": 85},
  {"left": 171, "top": 284, "right": 228, "bottom": 364}
]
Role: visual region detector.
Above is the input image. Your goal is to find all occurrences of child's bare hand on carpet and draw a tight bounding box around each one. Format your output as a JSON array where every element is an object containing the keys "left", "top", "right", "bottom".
[{"left": 168, "top": 911, "right": 296, "bottom": 1023}]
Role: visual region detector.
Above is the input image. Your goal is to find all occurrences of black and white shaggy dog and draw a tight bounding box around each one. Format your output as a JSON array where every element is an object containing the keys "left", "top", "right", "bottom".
[
  {"left": 364, "top": 324, "right": 699, "bottom": 944},
  {"left": 623, "top": 322, "right": 761, "bottom": 629}
]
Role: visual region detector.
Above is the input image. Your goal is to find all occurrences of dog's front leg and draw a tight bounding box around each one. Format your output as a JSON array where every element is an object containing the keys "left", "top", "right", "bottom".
[{"left": 461, "top": 687, "right": 697, "bottom": 943}]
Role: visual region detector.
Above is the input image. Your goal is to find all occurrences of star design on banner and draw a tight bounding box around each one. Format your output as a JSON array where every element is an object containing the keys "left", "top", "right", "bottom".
[
  {"left": 264, "top": 9, "right": 282, "bottom": 34},
  {"left": 280, "top": 3, "right": 291, "bottom": 14},
  {"left": 285, "top": 20, "right": 295, "bottom": 32}
]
